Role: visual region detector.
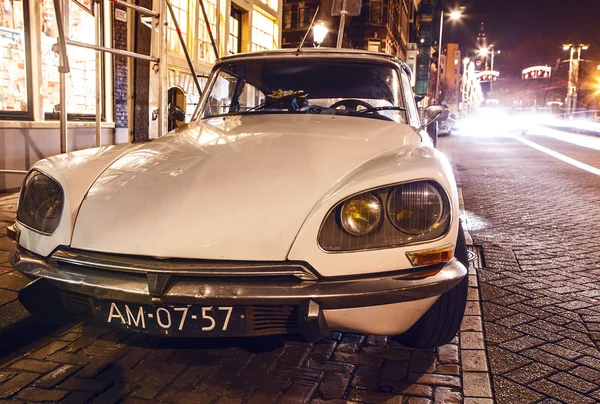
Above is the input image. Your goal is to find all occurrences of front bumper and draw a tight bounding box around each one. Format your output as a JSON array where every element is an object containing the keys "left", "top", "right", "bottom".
[{"left": 10, "top": 246, "right": 467, "bottom": 339}]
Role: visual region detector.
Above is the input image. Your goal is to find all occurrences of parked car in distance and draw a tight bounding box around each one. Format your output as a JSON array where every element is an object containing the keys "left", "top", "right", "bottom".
[{"left": 9, "top": 48, "right": 468, "bottom": 348}]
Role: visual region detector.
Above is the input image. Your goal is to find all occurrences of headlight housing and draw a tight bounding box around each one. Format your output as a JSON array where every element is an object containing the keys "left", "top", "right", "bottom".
[
  {"left": 17, "top": 170, "right": 64, "bottom": 234},
  {"left": 318, "top": 181, "right": 451, "bottom": 252}
]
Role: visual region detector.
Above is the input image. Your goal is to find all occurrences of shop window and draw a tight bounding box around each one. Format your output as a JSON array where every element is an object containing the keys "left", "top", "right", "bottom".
[
  {"left": 197, "top": 0, "right": 218, "bottom": 63},
  {"left": 252, "top": 9, "right": 278, "bottom": 51},
  {"left": 40, "top": 0, "right": 100, "bottom": 117},
  {"left": 167, "top": 0, "right": 188, "bottom": 54},
  {"left": 370, "top": 1, "right": 382, "bottom": 25},
  {"left": 228, "top": 7, "right": 242, "bottom": 55},
  {"left": 0, "top": 0, "right": 30, "bottom": 117}
]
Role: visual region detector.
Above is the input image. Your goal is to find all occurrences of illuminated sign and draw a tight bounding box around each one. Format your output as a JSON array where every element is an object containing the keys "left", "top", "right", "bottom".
[
  {"left": 522, "top": 66, "right": 551, "bottom": 79},
  {"left": 477, "top": 70, "right": 499, "bottom": 82}
]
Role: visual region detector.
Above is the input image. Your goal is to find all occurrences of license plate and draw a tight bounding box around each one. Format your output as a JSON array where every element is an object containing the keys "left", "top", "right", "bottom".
[{"left": 96, "top": 301, "right": 248, "bottom": 336}]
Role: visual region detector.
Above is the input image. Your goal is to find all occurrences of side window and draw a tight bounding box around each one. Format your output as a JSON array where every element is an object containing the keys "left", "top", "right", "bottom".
[
  {"left": 401, "top": 70, "right": 420, "bottom": 127},
  {"left": 202, "top": 70, "right": 265, "bottom": 116}
]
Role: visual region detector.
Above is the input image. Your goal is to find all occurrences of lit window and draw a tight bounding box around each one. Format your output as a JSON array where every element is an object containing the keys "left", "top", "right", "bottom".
[
  {"left": 40, "top": 0, "right": 97, "bottom": 116},
  {"left": 370, "top": 1, "right": 382, "bottom": 24},
  {"left": 228, "top": 8, "right": 242, "bottom": 55},
  {"left": 283, "top": 7, "right": 292, "bottom": 29},
  {"left": 167, "top": 0, "right": 188, "bottom": 54},
  {"left": 454, "top": 59, "right": 459, "bottom": 65},
  {"left": 252, "top": 9, "right": 278, "bottom": 51},
  {"left": 298, "top": 7, "right": 310, "bottom": 28},
  {"left": 0, "top": 0, "right": 28, "bottom": 114},
  {"left": 197, "top": 0, "right": 218, "bottom": 63},
  {"left": 258, "top": 0, "right": 278, "bottom": 12}
]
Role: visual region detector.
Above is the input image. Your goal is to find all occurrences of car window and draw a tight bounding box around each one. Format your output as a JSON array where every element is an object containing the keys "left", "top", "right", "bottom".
[
  {"left": 201, "top": 60, "right": 409, "bottom": 123},
  {"left": 400, "top": 70, "right": 420, "bottom": 128}
]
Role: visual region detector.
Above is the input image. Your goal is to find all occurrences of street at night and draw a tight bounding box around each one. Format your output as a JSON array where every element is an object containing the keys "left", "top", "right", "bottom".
[{"left": 1, "top": 116, "right": 599, "bottom": 403}]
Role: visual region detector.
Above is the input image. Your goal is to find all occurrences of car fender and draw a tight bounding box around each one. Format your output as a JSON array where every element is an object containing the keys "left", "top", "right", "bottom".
[{"left": 288, "top": 143, "right": 460, "bottom": 277}]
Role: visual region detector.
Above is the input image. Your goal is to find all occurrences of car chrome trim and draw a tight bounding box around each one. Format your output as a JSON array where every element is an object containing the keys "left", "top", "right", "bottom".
[
  {"left": 50, "top": 248, "right": 319, "bottom": 281},
  {"left": 11, "top": 246, "right": 467, "bottom": 310}
]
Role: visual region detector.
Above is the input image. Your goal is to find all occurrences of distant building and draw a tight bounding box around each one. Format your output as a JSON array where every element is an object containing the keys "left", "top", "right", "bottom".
[{"left": 439, "top": 43, "right": 461, "bottom": 112}]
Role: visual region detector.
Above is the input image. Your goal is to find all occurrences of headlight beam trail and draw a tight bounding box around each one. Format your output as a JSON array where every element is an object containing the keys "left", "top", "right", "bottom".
[{"left": 513, "top": 135, "right": 600, "bottom": 176}]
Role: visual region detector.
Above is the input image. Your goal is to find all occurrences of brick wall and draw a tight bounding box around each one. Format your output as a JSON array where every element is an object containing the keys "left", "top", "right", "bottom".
[
  {"left": 113, "top": 5, "right": 128, "bottom": 129},
  {"left": 133, "top": 0, "right": 153, "bottom": 142}
]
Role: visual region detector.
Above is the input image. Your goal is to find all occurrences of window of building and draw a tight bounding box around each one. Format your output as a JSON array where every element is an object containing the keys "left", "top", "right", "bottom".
[
  {"left": 40, "top": 0, "right": 99, "bottom": 117},
  {"left": 252, "top": 9, "right": 278, "bottom": 51},
  {"left": 228, "top": 7, "right": 242, "bottom": 55},
  {"left": 367, "top": 39, "right": 381, "bottom": 52},
  {"left": 257, "top": 0, "right": 278, "bottom": 12},
  {"left": 167, "top": 0, "right": 188, "bottom": 54},
  {"left": 283, "top": 6, "right": 292, "bottom": 29},
  {"left": 454, "top": 68, "right": 457, "bottom": 74},
  {"left": 370, "top": 1, "right": 382, "bottom": 24},
  {"left": 0, "top": 0, "right": 30, "bottom": 117},
  {"left": 197, "top": 0, "right": 218, "bottom": 63},
  {"left": 298, "top": 7, "right": 310, "bottom": 28}
]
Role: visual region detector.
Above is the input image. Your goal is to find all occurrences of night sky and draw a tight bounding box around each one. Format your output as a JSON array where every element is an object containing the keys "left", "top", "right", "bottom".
[{"left": 439, "top": 0, "right": 600, "bottom": 74}]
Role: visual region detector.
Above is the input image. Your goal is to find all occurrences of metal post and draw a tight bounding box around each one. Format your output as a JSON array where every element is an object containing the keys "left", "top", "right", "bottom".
[
  {"left": 95, "top": 0, "right": 101, "bottom": 147},
  {"left": 56, "top": 0, "right": 69, "bottom": 154},
  {"left": 490, "top": 47, "right": 494, "bottom": 95},
  {"left": 567, "top": 46, "right": 574, "bottom": 116},
  {"left": 336, "top": 0, "right": 348, "bottom": 48},
  {"left": 573, "top": 46, "right": 582, "bottom": 114},
  {"left": 434, "top": 11, "right": 443, "bottom": 104}
]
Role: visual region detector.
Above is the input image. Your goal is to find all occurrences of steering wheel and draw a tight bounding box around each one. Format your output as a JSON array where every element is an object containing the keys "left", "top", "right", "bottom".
[{"left": 329, "top": 99, "right": 378, "bottom": 113}]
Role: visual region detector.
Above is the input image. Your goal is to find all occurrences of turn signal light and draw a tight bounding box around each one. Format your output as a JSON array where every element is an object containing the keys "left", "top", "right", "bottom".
[
  {"left": 405, "top": 244, "right": 454, "bottom": 267},
  {"left": 7, "top": 225, "right": 17, "bottom": 241}
]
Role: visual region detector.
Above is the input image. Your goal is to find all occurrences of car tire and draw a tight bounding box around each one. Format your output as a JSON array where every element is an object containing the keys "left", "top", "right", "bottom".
[{"left": 393, "top": 222, "right": 469, "bottom": 348}]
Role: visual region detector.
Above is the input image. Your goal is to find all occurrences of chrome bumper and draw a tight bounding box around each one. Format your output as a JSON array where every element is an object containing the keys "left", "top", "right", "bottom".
[{"left": 10, "top": 246, "right": 467, "bottom": 310}]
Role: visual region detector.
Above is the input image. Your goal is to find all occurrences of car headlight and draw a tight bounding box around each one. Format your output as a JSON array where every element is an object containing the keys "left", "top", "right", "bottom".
[
  {"left": 387, "top": 182, "right": 445, "bottom": 235},
  {"left": 17, "top": 170, "right": 64, "bottom": 234},
  {"left": 318, "top": 181, "right": 451, "bottom": 252},
  {"left": 340, "top": 193, "right": 382, "bottom": 236}
]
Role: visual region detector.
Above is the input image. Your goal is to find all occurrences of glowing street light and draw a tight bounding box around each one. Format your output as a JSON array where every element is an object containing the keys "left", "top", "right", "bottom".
[
  {"left": 435, "top": 9, "right": 462, "bottom": 104},
  {"left": 313, "top": 22, "right": 328, "bottom": 47}
]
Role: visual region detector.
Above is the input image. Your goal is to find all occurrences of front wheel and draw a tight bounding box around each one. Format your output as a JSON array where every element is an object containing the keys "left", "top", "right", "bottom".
[{"left": 393, "top": 223, "right": 469, "bottom": 348}]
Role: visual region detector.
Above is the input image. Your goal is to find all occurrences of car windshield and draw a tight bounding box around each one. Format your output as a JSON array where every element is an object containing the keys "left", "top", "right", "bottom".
[{"left": 200, "top": 58, "right": 408, "bottom": 123}]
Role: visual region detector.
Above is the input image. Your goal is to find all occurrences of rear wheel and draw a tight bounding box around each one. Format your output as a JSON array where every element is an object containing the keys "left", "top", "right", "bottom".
[{"left": 394, "top": 223, "right": 469, "bottom": 348}]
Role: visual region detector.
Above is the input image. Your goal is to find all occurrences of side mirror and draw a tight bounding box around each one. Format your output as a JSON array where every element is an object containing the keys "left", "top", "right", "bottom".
[
  {"left": 424, "top": 105, "right": 449, "bottom": 122},
  {"left": 168, "top": 103, "right": 186, "bottom": 123}
]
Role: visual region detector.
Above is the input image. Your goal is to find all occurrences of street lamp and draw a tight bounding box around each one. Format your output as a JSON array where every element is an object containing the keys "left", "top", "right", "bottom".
[
  {"left": 435, "top": 9, "right": 462, "bottom": 104},
  {"left": 313, "top": 22, "right": 328, "bottom": 47},
  {"left": 562, "top": 43, "right": 590, "bottom": 117}
]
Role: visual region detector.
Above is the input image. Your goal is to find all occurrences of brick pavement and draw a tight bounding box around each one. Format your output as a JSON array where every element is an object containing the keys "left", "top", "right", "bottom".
[
  {"left": 0, "top": 190, "right": 472, "bottom": 403},
  {"left": 442, "top": 134, "right": 600, "bottom": 403}
]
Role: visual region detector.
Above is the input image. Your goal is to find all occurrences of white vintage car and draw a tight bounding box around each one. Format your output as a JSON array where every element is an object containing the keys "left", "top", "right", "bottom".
[{"left": 9, "top": 49, "right": 468, "bottom": 348}]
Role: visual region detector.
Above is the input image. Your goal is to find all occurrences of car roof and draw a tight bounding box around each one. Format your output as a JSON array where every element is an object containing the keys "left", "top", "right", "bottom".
[{"left": 216, "top": 48, "right": 407, "bottom": 67}]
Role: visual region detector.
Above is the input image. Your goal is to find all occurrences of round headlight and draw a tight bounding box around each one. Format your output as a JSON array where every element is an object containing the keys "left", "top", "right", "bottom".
[
  {"left": 17, "top": 171, "right": 64, "bottom": 234},
  {"left": 387, "top": 182, "right": 445, "bottom": 235},
  {"left": 340, "top": 193, "right": 383, "bottom": 236}
]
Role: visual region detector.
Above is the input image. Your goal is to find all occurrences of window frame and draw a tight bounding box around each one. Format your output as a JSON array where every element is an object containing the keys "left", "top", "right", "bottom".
[
  {"left": 370, "top": 1, "right": 383, "bottom": 25},
  {"left": 0, "top": 0, "right": 33, "bottom": 121},
  {"left": 42, "top": 0, "right": 106, "bottom": 121}
]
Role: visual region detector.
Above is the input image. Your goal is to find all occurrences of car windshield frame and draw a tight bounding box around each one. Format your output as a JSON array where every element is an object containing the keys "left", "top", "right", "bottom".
[{"left": 194, "top": 56, "right": 410, "bottom": 124}]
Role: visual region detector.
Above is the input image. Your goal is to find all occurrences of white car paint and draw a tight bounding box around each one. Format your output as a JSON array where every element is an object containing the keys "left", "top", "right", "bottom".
[
  {"left": 14, "top": 49, "right": 464, "bottom": 338},
  {"left": 69, "top": 114, "right": 426, "bottom": 267}
]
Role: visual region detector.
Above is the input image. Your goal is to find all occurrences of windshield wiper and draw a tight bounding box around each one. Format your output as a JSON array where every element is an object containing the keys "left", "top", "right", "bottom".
[
  {"left": 358, "top": 106, "right": 406, "bottom": 114},
  {"left": 242, "top": 91, "right": 309, "bottom": 115}
]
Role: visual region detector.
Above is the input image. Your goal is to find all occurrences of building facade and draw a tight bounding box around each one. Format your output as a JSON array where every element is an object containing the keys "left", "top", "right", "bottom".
[
  {"left": 439, "top": 43, "right": 460, "bottom": 113},
  {"left": 0, "top": 0, "right": 282, "bottom": 190},
  {"left": 280, "top": 0, "right": 420, "bottom": 62}
]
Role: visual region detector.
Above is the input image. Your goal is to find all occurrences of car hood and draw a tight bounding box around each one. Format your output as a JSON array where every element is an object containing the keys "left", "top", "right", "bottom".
[{"left": 71, "top": 114, "right": 422, "bottom": 260}]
